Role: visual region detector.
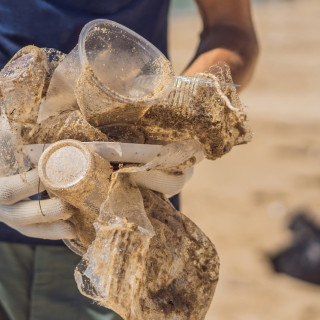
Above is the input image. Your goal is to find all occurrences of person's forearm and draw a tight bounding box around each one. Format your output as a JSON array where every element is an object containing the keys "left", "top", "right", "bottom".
[{"left": 185, "top": 0, "right": 259, "bottom": 88}]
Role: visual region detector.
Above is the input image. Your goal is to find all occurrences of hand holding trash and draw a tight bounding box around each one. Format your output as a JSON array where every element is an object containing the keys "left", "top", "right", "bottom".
[
  {"left": 0, "top": 19, "right": 251, "bottom": 320},
  {"left": 0, "top": 143, "right": 193, "bottom": 241},
  {"left": 0, "top": 37, "right": 193, "bottom": 242},
  {"left": 0, "top": 108, "right": 194, "bottom": 242}
]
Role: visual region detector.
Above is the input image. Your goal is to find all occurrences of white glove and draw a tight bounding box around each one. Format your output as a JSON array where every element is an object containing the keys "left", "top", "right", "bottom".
[
  {"left": 0, "top": 157, "right": 193, "bottom": 241},
  {"left": 0, "top": 140, "right": 197, "bottom": 242},
  {"left": 130, "top": 167, "right": 194, "bottom": 197},
  {"left": 0, "top": 169, "right": 76, "bottom": 239},
  {"left": 0, "top": 141, "right": 199, "bottom": 241}
]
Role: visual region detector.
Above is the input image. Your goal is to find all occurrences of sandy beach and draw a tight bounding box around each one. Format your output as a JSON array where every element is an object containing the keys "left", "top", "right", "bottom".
[{"left": 169, "top": 0, "right": 320, "bottom": 319}]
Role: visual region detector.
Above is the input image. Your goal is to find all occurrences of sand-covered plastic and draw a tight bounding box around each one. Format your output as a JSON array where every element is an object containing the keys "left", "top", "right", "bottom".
[{"left": 0, "top": 19, "right": 253, "bottom": 320}]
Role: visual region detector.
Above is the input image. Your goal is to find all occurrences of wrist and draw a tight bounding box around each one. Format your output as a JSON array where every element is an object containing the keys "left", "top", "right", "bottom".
[
  {"left": 185, "top": 24, "right": 259, "bottom": 87},
  {"left": 183, "top": 48, "right": 243, "bottom": 77}
]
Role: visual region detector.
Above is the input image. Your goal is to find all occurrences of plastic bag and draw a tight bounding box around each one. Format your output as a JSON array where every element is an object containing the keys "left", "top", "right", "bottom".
[{"left": 75, "top": 161, "right": 219, "bottom": 319}]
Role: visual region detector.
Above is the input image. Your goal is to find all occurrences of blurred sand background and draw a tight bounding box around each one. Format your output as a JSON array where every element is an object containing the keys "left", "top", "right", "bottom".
[{"left": 168, "top": 0, "right": 320, "bottom": 319}]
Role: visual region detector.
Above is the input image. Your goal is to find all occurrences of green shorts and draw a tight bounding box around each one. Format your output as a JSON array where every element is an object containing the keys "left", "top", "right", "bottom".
[{"left": 0, "top": 242, "right": 122, "bottom": 320}]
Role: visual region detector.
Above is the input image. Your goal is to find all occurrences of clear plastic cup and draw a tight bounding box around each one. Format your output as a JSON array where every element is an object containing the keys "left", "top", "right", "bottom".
[
  {"left": 37, "top": 47, "right": 81, "bottom": 122},
  {"left": 74, "top": 19, "right": 174, "bottom": 126},
  {"left": 166, "top": 73, "right": 238, "bottom": 113},
  {"left": 39, "top": 19, "right": 174, "bottom": 125}
]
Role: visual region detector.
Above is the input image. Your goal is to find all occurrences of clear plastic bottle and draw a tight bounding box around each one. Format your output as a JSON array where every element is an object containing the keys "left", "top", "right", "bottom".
[{"left": 167, "top": 74, "right": 238, "bottom": 113}]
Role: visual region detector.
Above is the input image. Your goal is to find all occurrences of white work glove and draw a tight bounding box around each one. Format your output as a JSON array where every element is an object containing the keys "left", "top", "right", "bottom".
[
  {"left": 0, "top": 169, "right": 76, "bottom": 240},
  {"left": 130, "top": 167, "right": 194, "bottom": 197},
  {"left": 1, "top": 141, "right": 197, "bottom": 241},
  {"left": 119, "top": 141, "right": 197, "bottom": 196}
]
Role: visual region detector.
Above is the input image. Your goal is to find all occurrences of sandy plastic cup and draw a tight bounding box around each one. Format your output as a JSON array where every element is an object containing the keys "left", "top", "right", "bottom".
[
  {"left": 74, "top": 19, "right": 174, "bottom": 126},
  {"left": 38, "top": 19, "right": 174, "bottom": 125}
]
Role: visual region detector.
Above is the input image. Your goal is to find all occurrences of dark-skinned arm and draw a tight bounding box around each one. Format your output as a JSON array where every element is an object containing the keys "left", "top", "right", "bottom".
[{"left": 184, "top": 0, "right": 259, "bottom": 89}]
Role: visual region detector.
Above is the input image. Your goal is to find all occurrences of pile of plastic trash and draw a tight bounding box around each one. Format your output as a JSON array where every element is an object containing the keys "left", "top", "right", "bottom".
[{"left": 0, "top": 19, "right": 251, "bottom": 320}]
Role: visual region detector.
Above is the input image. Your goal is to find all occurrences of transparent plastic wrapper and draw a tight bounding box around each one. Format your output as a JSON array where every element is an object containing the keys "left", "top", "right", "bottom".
[
  {"left": 75, "top": 181, "right": 219, "bottom": 320},
  {"left": 70, "top": 140, "right": 219, "bottom": 320}
]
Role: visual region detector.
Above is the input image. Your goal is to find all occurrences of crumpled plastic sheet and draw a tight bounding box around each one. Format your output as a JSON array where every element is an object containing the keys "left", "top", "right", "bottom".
[{"left": 74, "top": 140, "right": 219, "bottom": 320}]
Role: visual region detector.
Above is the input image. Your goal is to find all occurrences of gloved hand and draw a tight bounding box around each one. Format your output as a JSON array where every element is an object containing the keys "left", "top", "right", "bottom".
[
  {"left": 120, "top": 141, "right": 197, "bottom": 196},
  {"left": 93, "top": 141, "right": 195, "bottom": 197},
  {"left": 0, "top": 169, "right": 76, "bottom": 240},
  {"left": 0, "top": 141, "right": 196, "bottom": 241},
  {"left": 0, "top": 162, "right": 193, "bottom": 241}
]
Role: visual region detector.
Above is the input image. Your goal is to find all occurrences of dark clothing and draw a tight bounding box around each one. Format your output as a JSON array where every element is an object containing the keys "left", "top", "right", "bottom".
[
  {"left": 0, "top": 242, "right": 122, "bottom": 319},
  {"left": 0, "top": 0, "right": 170, "bottom": 68}
]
